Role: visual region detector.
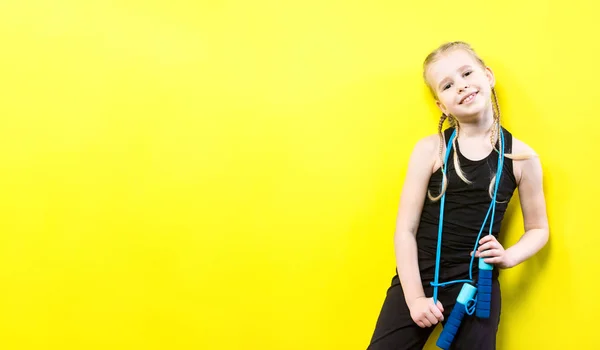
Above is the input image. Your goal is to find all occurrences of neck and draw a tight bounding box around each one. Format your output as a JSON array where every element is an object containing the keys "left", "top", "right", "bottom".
[{"left": 456, "top": 106, "right": 495, "bottom": 138}]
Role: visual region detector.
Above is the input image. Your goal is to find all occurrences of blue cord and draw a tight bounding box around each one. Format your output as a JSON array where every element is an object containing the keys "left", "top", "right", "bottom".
[
  {"left": 431, "top": 130, "right": 455, "bottom": 303},
  {"left": 431, "top": 127, "right": 505, "bottom": 305},
  {"left": 468, "top": 128, "right": 505, "bottom": 280},
  {"left": 465, "top": 296, "right": 477, "bottom": 315}
]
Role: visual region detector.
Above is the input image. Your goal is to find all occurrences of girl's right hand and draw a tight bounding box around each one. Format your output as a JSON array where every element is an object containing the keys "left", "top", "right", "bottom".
[{"left": 408, "top": 297, "right": 445, "bottom": 328}]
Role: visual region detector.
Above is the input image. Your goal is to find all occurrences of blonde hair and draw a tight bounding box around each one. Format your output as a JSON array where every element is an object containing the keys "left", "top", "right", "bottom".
[{"left": 423, "top": 41, "right": 532, "bottom": 202}]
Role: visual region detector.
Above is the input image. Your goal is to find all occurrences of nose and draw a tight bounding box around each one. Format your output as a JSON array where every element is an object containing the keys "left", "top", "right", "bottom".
[
  {"left": 457, "top": 81, "right": 469, "bottom": 93},
  {"left": 454, "top": 75, "right": 469, "bottom": 92}
]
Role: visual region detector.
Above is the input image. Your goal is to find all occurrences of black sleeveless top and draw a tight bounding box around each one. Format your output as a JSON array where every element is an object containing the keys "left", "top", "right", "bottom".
[{"left": 415, "top": 127, "right": 518, "bottom": 284}]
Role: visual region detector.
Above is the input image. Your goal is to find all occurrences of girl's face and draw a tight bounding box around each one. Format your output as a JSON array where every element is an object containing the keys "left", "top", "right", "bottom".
[{"left": 426, "top": 49, "right": 495, "bottom": 122}]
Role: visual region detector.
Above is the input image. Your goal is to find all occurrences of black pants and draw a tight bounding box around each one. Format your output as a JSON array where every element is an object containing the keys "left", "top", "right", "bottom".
[{"left": 367, "top": 274, "right": 501, "bottom": 350}]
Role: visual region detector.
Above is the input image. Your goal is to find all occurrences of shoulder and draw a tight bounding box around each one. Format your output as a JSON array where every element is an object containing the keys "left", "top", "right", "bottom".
[
  {"left": 511, "top": 136, "right": 537, "bottom": 156},
  {"left": 511, "top": 136, "right": 542, "bottom": 186},
  {"left": 403, "top": 133, "right": 443, "bottom": 177},
  {"left": 413, "top": 133, "right": 444, "bottom": 170},
  {"left": 413, "top": 133, "right": 440, "bottom": 154}
]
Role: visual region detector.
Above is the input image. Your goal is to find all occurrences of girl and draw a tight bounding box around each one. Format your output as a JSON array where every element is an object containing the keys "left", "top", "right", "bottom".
[{"left": 367, "top": 42, "right": 549, "bottom": 349}]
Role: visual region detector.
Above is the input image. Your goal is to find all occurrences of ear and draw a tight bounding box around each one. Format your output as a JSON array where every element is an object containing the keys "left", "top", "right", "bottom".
[
  {"left": 485, "top": 66, "right": 496, "bottom": 88},
  {"left": 436, "top": 99, "right": 448, "bottom": 116}
]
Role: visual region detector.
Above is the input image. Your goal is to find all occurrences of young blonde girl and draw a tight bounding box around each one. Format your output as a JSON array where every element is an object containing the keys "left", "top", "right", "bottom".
[{"left": 367, "top": 41, "right": 549, "bottom": 349}]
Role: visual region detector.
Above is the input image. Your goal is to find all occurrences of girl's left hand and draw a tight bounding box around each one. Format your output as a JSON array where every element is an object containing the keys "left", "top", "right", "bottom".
[{"left": 472, "top": 235, "right": 514, "bottom": 269}]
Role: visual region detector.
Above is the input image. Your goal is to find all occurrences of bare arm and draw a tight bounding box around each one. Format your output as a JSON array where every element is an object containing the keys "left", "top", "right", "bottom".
[
  {"left": 394, "top": 135, "right": 438, "bottom": 306},
  {"left": 504, "top": 141, "right": 549, "bottom": 267}
]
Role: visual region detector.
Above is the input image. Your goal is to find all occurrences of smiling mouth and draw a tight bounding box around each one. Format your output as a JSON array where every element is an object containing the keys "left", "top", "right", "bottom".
[{"left": 460, "top": 92, "right": 478, "bottom": 104}]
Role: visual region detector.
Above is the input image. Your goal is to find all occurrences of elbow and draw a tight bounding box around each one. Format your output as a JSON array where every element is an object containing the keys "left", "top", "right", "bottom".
[
  {"left": 542, "top": 227, "right": 550, "bottom": 246},
  {"left": 538, "top": 221, "right": 550, "bottom": 244},
  {"left": 525, "top": 221, "right": 549, "bottom": 247},
  {"left": 394, "top": 230, "right": 416, "bottom": 244},
  {"left": 531, "top": 225, "right": 550, "bottom": 250}
]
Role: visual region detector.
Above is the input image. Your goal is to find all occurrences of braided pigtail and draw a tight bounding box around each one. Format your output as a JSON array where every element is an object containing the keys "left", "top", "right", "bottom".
[
  {"left": 452, "top": 121, "right": 472, "bottom": 185},
  {"left": 427, "top": 113, "right": 449, "bottom": 201},
  {"left": 490, "top": 87, "right": 501, "bottom": 154}
]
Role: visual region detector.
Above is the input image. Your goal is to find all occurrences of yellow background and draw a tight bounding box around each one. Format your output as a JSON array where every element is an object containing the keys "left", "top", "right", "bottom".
[{"left": 0, "top": 0, "right": 597, "bottom": 349}]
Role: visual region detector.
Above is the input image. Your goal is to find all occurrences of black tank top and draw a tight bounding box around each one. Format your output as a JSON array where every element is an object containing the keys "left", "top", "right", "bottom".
[{"left": 415, "top": 127, "right": 518, "bottom": 284}]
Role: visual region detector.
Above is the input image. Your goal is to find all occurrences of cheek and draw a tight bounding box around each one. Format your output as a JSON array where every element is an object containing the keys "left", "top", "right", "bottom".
[
  {"left": 477, "top": 77, "right": 492, "bottom": 90},
  {"left": 439, "top": 94, "right": 454, "bottom": 108},
  {"left": 477, "top": 85, "right": 492, "bottom": 99}
]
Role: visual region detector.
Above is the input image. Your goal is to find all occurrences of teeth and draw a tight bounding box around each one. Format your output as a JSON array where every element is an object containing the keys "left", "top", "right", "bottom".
[{"left": 463, "top": 93, "right": 475, "bottom": 103}]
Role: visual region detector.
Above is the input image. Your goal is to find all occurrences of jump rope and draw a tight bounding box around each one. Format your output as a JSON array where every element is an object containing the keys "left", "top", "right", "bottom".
[{"left": 430, "top": 127, "right": 505, "bottom": 350}]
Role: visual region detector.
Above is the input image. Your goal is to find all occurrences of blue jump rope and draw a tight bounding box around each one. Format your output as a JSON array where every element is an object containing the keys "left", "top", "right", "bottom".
[{"left": 432, "top": 127, "right": 505, "bottom": 350}]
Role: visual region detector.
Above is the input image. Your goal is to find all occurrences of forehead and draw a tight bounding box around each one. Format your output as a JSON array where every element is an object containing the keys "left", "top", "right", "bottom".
[{"left": 426, "top": 49, "right": 480, "bottom": 83}]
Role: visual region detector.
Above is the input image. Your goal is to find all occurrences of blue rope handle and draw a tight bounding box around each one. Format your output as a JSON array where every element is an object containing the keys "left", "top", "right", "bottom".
[{"left": 475, "top": 129, "right": 505, "bottom": 319}]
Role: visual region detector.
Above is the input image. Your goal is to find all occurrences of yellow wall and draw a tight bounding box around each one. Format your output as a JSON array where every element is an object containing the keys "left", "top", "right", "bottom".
[{"left": 0, "top": 0, "right": 597, "bottom": 349}]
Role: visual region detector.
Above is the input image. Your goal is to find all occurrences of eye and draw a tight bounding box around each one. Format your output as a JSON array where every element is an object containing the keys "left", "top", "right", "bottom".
[
  {"left": 463, "top": 70, "right": 472, "bottom": 77},
  {"left": 443, "top": 83, "right": 452, "bottom": 90}
]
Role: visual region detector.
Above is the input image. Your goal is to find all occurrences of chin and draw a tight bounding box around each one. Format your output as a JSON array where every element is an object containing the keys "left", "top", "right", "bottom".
[
  {"left": 451, "top": 108, "right": 487, "bottom": 122},
  {"left": 454, "top": 101, "right": 489, "bottom": 117}
]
